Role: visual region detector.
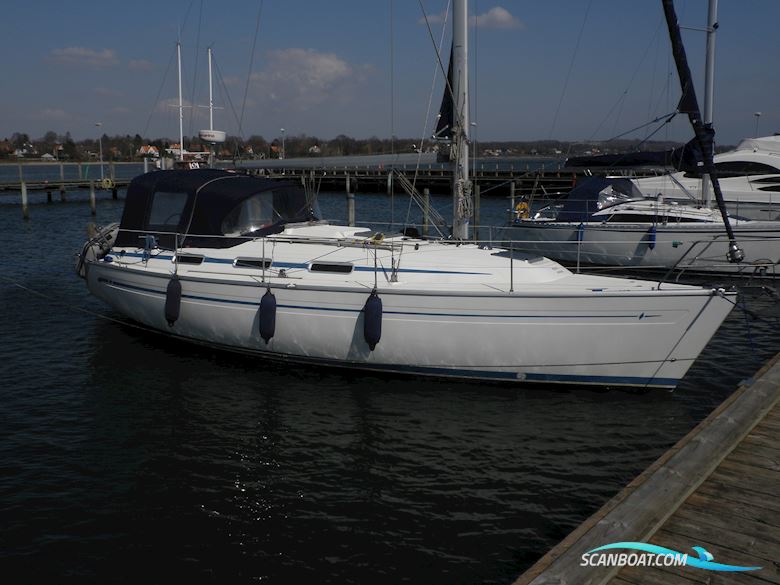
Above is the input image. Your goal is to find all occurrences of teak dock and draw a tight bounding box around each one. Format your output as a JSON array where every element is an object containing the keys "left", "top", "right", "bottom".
[{"left": 513, "top": 352, "right": 780, "bottom": 585}]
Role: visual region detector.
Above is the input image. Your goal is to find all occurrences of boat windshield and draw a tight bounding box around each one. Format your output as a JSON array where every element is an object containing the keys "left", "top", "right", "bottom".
[
  {"left": 221, "top": 188, "right": 319, "bottom": 236},
  {"left": 597, "top": 181, "right": 643, "bottom": 210}
]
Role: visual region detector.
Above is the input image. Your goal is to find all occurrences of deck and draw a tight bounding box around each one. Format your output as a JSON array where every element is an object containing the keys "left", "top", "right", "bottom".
[{"left": 512, "top": 352, "right": 780, "bottom": 585}]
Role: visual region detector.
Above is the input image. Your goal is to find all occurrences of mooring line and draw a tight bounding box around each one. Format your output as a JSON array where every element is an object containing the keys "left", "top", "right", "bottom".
[{"left": 0, "top": 275, "right": 161, "bottom": 336}]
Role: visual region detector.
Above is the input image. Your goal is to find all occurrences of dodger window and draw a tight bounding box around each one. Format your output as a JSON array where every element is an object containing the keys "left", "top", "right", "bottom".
[
  {"left": 148, "top": 191, "right": 188, "bottom": 230},
  {"left": 221, "top": 188, "right": 318, "bottom": 236}
]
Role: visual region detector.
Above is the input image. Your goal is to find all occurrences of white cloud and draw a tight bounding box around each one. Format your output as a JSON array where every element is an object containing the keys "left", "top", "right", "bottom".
[
  {"left": 418, "top": 12, "right": 446, "bottom": 26},
  {"left": 49, "top": 47, "right": 119, "bottom": 67},
  {"left": 471, "top": 6, "right": 524, "bottom": 29},
  {"left": 250, "top": 49, "right": 358, "bottom": 110},
  {"left": 36, "top": 108, "right": 70, "bottom": 121},
  {"left": 419, "top": 6, "right": 523, "bottom": 30},
  {"left": 95, "top": 87, "right": 123, "bottom": 98},
  {"left": 128, "top": 59, "right": 155, "bottom": 72}
]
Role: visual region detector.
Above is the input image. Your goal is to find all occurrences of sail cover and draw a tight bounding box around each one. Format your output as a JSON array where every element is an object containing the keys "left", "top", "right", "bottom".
[
  {"left": 565, "top": 136, "right": 710, "bottom": 174},
  {"left": 434, "top": 47, "right": 454, "bottom": 140}
]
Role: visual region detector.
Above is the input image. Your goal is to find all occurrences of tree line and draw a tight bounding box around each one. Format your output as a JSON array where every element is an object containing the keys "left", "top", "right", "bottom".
[{"left": 2, "top": 130, "right": 719, "bottom": 162}]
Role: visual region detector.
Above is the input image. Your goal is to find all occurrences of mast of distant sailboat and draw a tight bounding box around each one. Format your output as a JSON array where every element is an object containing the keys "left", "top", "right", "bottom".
[
  {"left": 176, "top": 41, "right": 184, "bottom": 163},
  {"left": 700, "top": 0, "right": 717, "bottom": 209}
]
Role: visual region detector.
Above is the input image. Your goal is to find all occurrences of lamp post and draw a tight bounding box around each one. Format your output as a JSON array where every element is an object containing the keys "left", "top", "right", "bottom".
[
  {"left": 754, "top": 112, "right": 762, "bottom": 138},
  {"left": 95, "top": 122, "right": 104, "bottom": 181},
  {"left": 280, "top": 128, "right": 286, "bottom": 160}
]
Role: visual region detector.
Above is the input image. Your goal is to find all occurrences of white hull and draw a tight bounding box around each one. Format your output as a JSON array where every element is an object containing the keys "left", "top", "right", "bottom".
[
  {"left": 84, "top": 233, "right": 734, "bottom": 389},
  {"left": 501, "top": 221, "right": 780, "bottom": 275},
  {"left": 632, "top": 135, "right": 780, "bottom": 220},
  {"left": 633, "top": 176, "right": 780, "bottom": 221}
]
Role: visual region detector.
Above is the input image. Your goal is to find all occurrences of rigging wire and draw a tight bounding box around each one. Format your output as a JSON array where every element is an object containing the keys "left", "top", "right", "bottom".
[
  {"left": 213, "top": 57, "right": 245, "bottom": 142},
  {"left": 418, "top": 0, "right": 461, "bottom": 136},
  {"left": 548, "top": 0, "right": 593, "bottom": 140},
  {"left": 389, "top": 0, "right": 395, "bottom": 229},
  {"left": 239, "top": 0, "right": 265, "bottom": 142},
  {"left": 645, "top": 19, "right": 663, "bottom": 136},
  {"left": 404, "top": 1, "right": 451, "bottom": 233},
  {"left": 187, "top": 0, "right": 205, "bottom": 138},
  {"left": 588, "top": 15, "right": 665, "bottom": 142},
  {"left": 142, "top": 45, "right": 177, "bottom": 139},
  {"left": 605, "top": 110, "right": 677, "bottom": 143},
  {"left": 472, "top": 0, "right": 478, "bottom": 182}
]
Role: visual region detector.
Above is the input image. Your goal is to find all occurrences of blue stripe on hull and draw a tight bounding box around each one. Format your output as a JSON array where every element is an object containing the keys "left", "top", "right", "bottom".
[
  {"left": 97, "top": 278, "right": 644, "bottom": 320},
  {"left": 95, "top": 277, "right": 680, "bottom": 389}
]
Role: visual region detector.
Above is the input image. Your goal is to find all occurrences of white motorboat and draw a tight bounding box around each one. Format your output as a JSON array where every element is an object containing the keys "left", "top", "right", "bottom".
[
  {"left": 633, "top": 135, "right": 780, "bottom": 220},
  {"left": 77, "top": 169, "right": 735, "bottom": 390},
  {"left": 501, "top": 177, "right": 780, "bottom": 276}
]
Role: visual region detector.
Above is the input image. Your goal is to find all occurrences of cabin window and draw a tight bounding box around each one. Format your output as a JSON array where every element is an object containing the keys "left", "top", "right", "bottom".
[
  {"left": 222, "top": 191, "right": 275, "bottom": 236},
  {"left": 148, "top": 191, "right": 188, "bottom": 229},
  {"left": 604, "top": 214, "right": 708, "bottom": 223},
  {"left": 221, "top": 187, "right": 319, "bottom": 237},
  {"left": 712, "top": 161, "right": 780, "bottom": 177},
  {"left": 683, "top": 162, "right": 780, "bottom": 179},
  {"left": 309, "top": 262, "right": 353, "bottom": 274},
  {"left": 174, "top": 254, "right": 204, "bottom": 265},
  {"left": 233, "top": 258, "right": 273, "bottom": 269}
]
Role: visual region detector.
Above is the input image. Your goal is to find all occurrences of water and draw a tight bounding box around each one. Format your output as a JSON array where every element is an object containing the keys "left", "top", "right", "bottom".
[{"left": 1, "top": 187, "right": 778, "bottom": 584}]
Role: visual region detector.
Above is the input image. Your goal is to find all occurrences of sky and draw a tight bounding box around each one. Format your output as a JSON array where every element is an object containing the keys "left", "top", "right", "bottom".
[{"left": 1, "top": 0, "right": 778, "bottom": 147}]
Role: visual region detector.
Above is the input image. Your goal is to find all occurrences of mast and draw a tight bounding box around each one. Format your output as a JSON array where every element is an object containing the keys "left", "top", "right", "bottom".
[
  {"left": 700, "top": 0, "right": 717, "bottom": 208},
  {"left": 451, "top": 0, "right": 471, "bottom": 240},
  {"left": 661, "top": 0, "right": 742, "bottom": 263},
  {"left": 177, "top": 41, "right": 184, "bottom": 162},
  {"left": 198, "top": 46, "right": 226, "bottom": 165},
  {"left": 207, "top": 46, "right": 214, "bottom": 131}
]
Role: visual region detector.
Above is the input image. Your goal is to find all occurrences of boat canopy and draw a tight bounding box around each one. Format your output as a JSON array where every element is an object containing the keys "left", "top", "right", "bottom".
[
  {"left": 115, "top": 169, "right": 318, "bottom": 249},
  {"left": 565, "top": 136, "right": 708, "bottom": 174},
  {"left": 555, "top": 177, "right": 644, "bottom": 222}
]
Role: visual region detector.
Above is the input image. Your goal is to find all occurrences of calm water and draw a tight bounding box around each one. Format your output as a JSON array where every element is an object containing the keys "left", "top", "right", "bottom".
[{"left": 1, "top": 184, "right": 778, "bottom": 584}]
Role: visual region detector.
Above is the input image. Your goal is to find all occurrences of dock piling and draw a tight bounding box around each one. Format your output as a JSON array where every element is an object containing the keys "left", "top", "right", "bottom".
[
  {"left": 346, "top": 174, "right": 355, "bottom": 227},
  {"left": 474, "top": 183, "right": 481, "bottom": 243},
  {"left": 21, "top": 181, "right": 29, "bottom": 220},
  {"left": 89, "top": 181, "right": 96, "bottom": 215},
  {"left": 59, "top": 163, "right": 66, "bottom": 202},
  {"left": 423, "top": 188, "right": 430, "bottom": 236},
  {"left": 510, "top": 182, "right": 516, "bottom": 221}
]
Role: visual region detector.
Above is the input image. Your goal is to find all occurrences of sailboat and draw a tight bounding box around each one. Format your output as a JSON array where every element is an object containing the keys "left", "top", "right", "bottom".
[
  {"left": 500, "top": 0, "right": 780, "bottom": 276},
  {"left": 568, "top": 135, "right": 780, "bottom": 222},
  {"left": 75, "top": 0, "right": 736, "bottom": 390}
]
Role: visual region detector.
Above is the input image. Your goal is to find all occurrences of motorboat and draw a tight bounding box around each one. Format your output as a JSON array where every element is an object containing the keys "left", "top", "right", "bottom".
[
  {"left": 501, "top": 177, "right": 780, "bottom": 276},
  {"left": 632, "top": 135, "right": 780, "bottom": 220},
  {"left": 76, "top": 168, "right": 735, "bottom": 390}
]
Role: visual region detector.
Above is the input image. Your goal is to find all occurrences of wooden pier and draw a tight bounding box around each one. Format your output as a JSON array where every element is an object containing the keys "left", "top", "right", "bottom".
[
  {"left": 244, "top": 163, "right": 582, "bottom": 197},
  {"left": 513, "top": 352, "right": 780, "bottom": 585}
]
